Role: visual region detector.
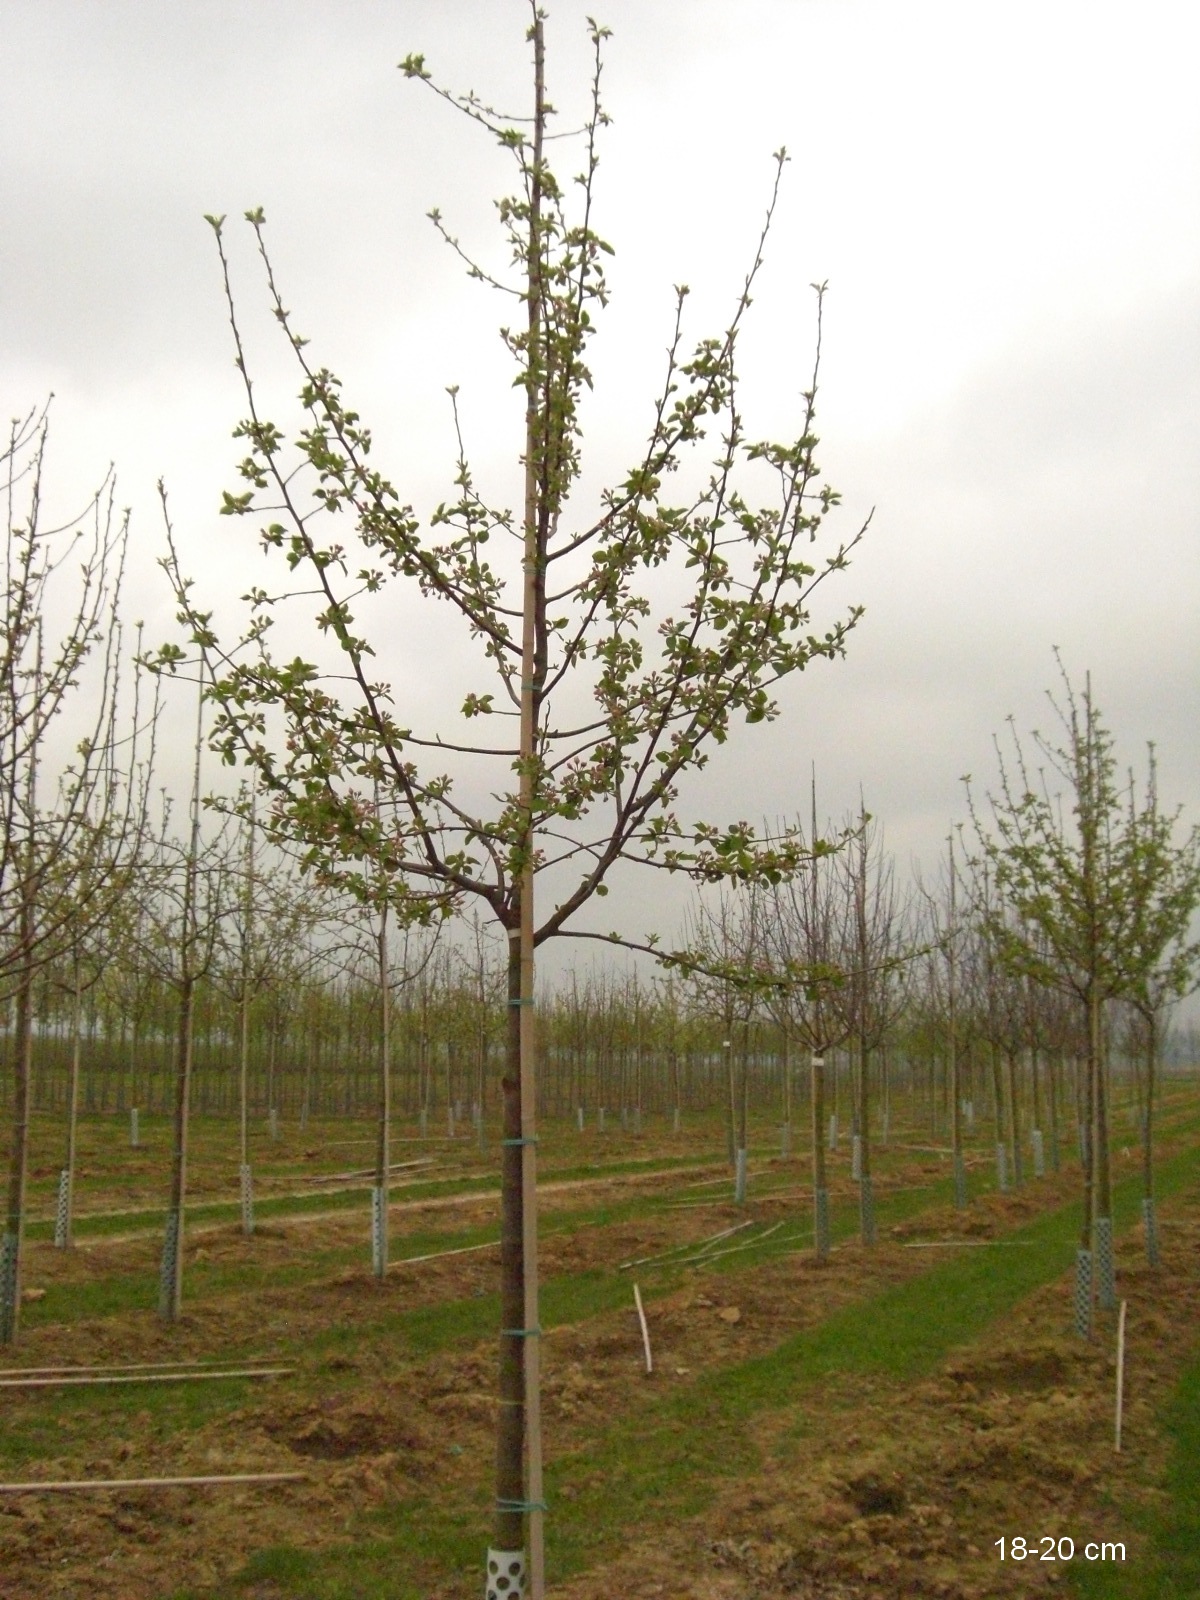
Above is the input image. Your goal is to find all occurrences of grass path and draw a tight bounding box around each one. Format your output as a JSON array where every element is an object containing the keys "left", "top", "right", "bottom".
[{"left": 1070, "top": 1306, "right": 1200, "bottom": 1599}]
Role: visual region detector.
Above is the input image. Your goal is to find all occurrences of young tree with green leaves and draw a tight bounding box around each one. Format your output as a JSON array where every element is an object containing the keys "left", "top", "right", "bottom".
[
  {"left": 967, "top": 659, "right": 1193, "bottom": 1334},
  {"left": 758, "top": 786, "right": 851, "bottom": 1260},
  {"left": 136, "top": 667, "right": 231, "bottom": 1324},
  {"left": 156, "top": 9, "right": 868, "bottom": 1585},
  {"left": 837, "top": 805, "right": 910, "bottom": 1244},
  {"left": 1, "top": 405, "right": 156, "bottom": 1342},
  {"left": 1117, "top": 750, "right": 1200, "bottom": 1264}
]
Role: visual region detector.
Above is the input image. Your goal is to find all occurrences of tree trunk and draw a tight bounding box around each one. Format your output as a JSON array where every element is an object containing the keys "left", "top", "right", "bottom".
[
  {"left": 55, "top": 948, "right": 85, "bottom": 1250},
  {"left": 371, "top": 899, "right": 391, "bottom": 1277},
  {"left": 1006, "top": 1051, "right": 1024, "bottom": 1186},
  {"left": 0, "top": 914, "right": 36, "bottom": 1344},
  {"left": 159, "top": 972, "right": 195, "bottom": 1322},
  {"left": 1093, "top": 995, "right": 1115, "bottom": 1310},
  {"left": 858, "top": 1038, "right": 875, "bottom": 1244},
  {"left": 1141, "top": 1012, "right": 1158, "bottom": 1264},
  {"left": 811, "top": 1051, "right": 829, "bottom": 1259},
  {"left": 989, "top": 1040, "right": 1007, "bottom": 1189}
]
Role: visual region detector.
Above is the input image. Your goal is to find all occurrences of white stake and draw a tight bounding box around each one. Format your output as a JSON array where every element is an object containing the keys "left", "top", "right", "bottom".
[
  {"left": 632, "top": 1282, "right": 652, "bottom": 1373},
  {"left": 1115, "top": 1297, "right": 1128, "bottom": 1451}
]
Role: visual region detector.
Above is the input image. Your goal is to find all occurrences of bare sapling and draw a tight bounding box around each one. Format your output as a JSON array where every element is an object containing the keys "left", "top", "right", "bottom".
[{"left": 1, "top": 408, "right": 155, "bottom": 1342}]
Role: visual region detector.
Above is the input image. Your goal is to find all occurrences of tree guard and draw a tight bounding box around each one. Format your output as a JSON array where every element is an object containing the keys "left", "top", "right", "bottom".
[
  {"left": 1074, "top": 1248, "right": 1093, "bottom": 1339},
  {"left": 486, "top": 1549, "right": 526, "bottom": 1599}
]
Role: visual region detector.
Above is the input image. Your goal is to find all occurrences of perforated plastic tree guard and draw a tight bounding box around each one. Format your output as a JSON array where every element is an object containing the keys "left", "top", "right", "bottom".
[
  {"left": 828, "top": 1113, "right": 838, "bottom": 1151},
  {"left": 54, "top": 1169, "right": 71, "bottom": 1248},
  {"left": 1031, "top": 1128, "right": 1045, "bottom": 1177},
  {"left": 1096, "top": 1216, "right": 1116, "bottom": 1311},
  {"left": 370, "top": 1186, "right": 386, "bottom": 1277},
  {"left": 953, "top": 1149, "right": 967, "bottom": 1210},
  {"left": 130, "top": 1107, "right": 139, "bottom": 1148},
  {"left": 851, "top": 1135, "right": 862, "bottom": 1182},
  {"left": 1074, "top": 1248, "right": 1093, "bottom": 1339},
  {"left": 240, "top": 1164, "right": 255, "bottom": 1236},
  {"left": 734, "top": 1148, "right": 747, "bottom": 1203},
  {"left": 995, "top": 1143, "right": 1008, "bottom": 1192},
  {"left": 1142, "top": 1197, "right": 1159, "bottom": 1266},
  {"left": 158, "top": 1210, "right": 181, "bottom": 1318},
  {"left": 0, "top": 1232, "right": 18, "bottom": 1341},
  {"left": 486, "top": 1548, "right": 526, "bottom": 1599}
]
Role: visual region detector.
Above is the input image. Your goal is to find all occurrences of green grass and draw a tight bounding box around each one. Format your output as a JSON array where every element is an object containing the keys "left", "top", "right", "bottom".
[
  {"left": 1070, "top": 1335, "right": 1200, "bottom": 1598},
  {"left": 0, "top": 1372, "right": 266, "bottom": 1470},
  {"left": 23, "top": 1147, "right": 724, "bottom": 1245}
]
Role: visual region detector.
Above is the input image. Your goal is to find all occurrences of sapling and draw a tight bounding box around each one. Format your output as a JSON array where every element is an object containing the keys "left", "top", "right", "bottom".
[
  {"left": 1, "top": 409, "right": 155, "bottom": 1341},
  {"left": 967, "top": 658, "right": 1198, "bottom": 1330},
  {"left": 157, "top": 8, "right": 868, "bottom": 1581}
]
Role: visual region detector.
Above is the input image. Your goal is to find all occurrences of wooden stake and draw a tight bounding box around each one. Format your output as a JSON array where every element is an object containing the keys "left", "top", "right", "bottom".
[
  {"left": 1115, "top": 1297, "right": 1128, "bottom": 1451},
  {"left": 0, "top": 1367, "right": 291, "bottom": 1390},
  {"left": 0, "top": 1471, "right": 306, "bottom": 1494},
  {"left": 0, "top": 1358, "right": 283, "bottom": 1379},
  {"left": 617, "top": 1219, "right": 751, "bottom": 1271},
  {"left": 390, "top": 1238, "right": 499, "bottom": 1268},
  {"left": 304, "top": 1158, "right": 435, "bottom": 1185},
  {"left": 632, "top": 1283, "right": 652, "bottom": 1374},
  {"left": 691, "top": 1220, "right": 787, "bottom": 1262},
  {"left": 675, "top": 1220, "right": 776, "bottom": 1266}
]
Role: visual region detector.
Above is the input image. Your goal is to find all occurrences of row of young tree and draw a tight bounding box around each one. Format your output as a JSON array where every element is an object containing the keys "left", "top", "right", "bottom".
[
  {"left": 657, "top": 695, "right": 1200, "bottom": 1324},
  {"left": 4, "top": 684, "right": 1196, "bottom": 1337},
  {"left": 5, "top": 12, "right": 1199, "bottom": 1590}
]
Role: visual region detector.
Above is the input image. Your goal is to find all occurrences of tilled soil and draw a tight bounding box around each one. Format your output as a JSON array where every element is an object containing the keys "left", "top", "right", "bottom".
[
  {"left": 554, "top": 1212, "right": 1200, "bottom": 1599},
  {"left": 0, "top": 1152, "right": 1196, "bottom": 1599}
]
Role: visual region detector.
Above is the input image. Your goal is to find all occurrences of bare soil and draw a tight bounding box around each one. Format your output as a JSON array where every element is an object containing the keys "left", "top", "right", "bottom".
[{"left": 1, "top": 1130, "right": 1196, "bottom": 1599}]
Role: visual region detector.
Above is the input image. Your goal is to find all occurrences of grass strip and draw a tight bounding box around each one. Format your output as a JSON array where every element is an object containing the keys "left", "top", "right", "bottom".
[
  {"left": 23, "top": 1151, "right": 719, "bottom": 1243},
  {"left": 1069, "top": 1331, "right": 1200, "bottom": 1599}
]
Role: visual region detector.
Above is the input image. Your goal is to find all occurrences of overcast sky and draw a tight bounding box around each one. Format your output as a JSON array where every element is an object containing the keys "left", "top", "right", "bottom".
[{"left": 4, "top": 0, "right": 1198, "bottom": 976}]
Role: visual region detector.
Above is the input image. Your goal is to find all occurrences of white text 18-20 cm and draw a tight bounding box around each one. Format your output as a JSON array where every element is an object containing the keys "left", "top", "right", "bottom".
[{"left": 995, "top": 1538, "right": 1125, "bottom": 1562}]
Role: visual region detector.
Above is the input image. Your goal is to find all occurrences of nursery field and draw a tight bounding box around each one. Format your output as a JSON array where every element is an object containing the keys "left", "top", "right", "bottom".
[{"left": 1, "top": 1084, "right": 1199, "bottom": 1600}]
